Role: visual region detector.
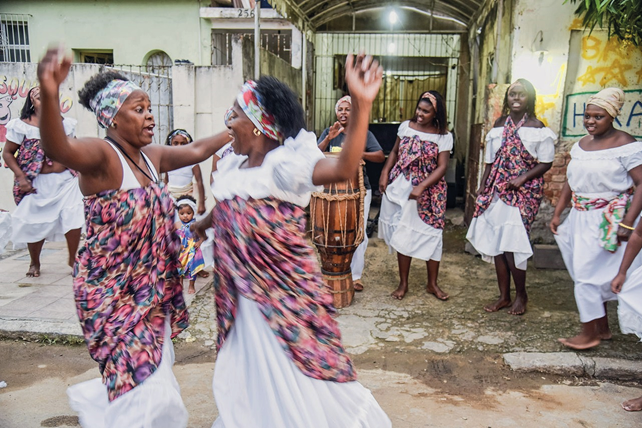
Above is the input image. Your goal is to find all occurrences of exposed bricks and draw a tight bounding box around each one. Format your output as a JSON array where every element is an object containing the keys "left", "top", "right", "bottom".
[{"left": 543, "top": 150, "right": 571, "bottom": 207}]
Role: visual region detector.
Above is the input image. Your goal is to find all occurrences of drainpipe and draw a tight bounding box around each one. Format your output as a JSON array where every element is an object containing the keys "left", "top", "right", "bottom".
[
  {"left": 254, "top": 0, "right": 261, "bottom": 79},
  {"left": 302, "top": 30, "right": 307, "bottom": 112},
  {"left": 491, "top": 0, "right": 503, "bottom": 83}
]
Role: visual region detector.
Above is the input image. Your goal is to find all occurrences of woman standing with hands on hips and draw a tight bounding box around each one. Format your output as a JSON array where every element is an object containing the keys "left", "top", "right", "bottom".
[
  {"left": 467, "top": 79, "right": 555, "bottom": 315},
  {"left": 36, "top": 46, "right": 231, "bottom": 427},
  {"left": 378, "top": 91, "right": 452, "bottom": 301},
  {"left": 552, "top": 88, "right": 642, "bottom": 350}
]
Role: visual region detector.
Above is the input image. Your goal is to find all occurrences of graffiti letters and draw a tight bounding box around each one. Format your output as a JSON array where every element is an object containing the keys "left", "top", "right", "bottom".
[
  {"left": 576, "top": 35, "right": 641, "bottom": 88},
  {"left": 563, "top": 90, "right": 642, "bottom": 138}
]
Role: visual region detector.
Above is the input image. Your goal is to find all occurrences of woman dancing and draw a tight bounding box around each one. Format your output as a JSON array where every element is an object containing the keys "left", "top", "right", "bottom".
[
  {"left": 552, "top": 88, "right": 642, "bottom": 350},
  {"left": 195, "top": 54, "right": 391, "bottom": 427},
  {"left": 36, "top": 47, "right": 230, "bottom": 427},
  {"left": 2, "top": 86, "right": 83, "bottom": 276},
  {"left": 378, "top": 91, "right": 451, "bottom": 301},
  {"left": 467, "top": 79, "right": 556, "bottom": 315}
]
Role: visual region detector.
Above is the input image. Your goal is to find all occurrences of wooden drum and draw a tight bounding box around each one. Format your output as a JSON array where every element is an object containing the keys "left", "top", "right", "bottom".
[{"left": 310, "top": 153, "right": 365, "bottom": 308}]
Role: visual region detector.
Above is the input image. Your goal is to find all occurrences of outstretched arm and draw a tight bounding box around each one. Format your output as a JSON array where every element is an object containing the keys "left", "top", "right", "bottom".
[
  {"left": 312, "top": 54, "right": 383, "bottom": 186},
  {"left": 37, "top": 47, "right": 108, "bottom": 174},
  {"left": 149, "top": 131, "right": 232, "bottom": 174}
]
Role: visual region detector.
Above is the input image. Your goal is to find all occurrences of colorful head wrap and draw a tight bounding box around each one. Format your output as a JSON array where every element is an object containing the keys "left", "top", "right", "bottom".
[
  {"left": 177, "top": 198, "right": 197, "bottom": 213},
  {"left": 167, "top": 129, "right": 193, "bottom": 145},
  {"left": 236, "top": 81, "right": 283, "bottom": 142},
  {"left": 420, "top": 91, "right": 438, "bottom": 112},
  {"left": 90, "top": 79, "right": 142, "bottom": 129},
  {"left": 587, "top": 88, "right": 625, "bottom": 118},
  {"left": 335, "top": 95, "right": 351, "bottom": 114}
]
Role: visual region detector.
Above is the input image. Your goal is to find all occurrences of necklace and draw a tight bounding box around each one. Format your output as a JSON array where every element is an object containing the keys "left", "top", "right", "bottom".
[{"left": 105, "top": 137, "right": 156, "bottom": 183}]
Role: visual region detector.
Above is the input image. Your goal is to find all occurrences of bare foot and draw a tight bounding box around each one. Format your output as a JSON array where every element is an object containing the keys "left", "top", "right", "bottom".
[
  {"left": 188, "top": 284, "right": 196, "bottom": 294},
  {"left": 197, "top": 270, "right": 209, "bottom": 278},
  {"left": 507, "top": 296, "right": 527, "bottom": 315},
  {"left": 558, "top": 335, "right": 601, "bottom": 350},
  {"left": 391, "top": 283, "right": 408, "bottom": 300},
  {"left": 484, "top": 298, "right": 511, "bottom": 313},
  {"left": 353, "top": 280, "right": 364, "bottom": 292},
  {"left": 622, "top": 396, "right": 642, "bottom": 412},
  {"left": 599, "top": 332, "right": 612, "bottom": 340},
  {"left": 26, "top": 264, "right": 40, "bottom": 278},
  {"left": 426, "top": 283, "right": 448, "bottom": 300}
]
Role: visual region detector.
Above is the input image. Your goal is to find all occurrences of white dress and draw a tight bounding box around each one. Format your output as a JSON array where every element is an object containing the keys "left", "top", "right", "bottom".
[
  {"left": 378, "top": 121, "right": 452, "bottom": 261},
  {"left": 0, "top": 210, "right": 11, "bottom": 254},
  {"left": 6, "top": 118, "right": 85, "bottom": 247},
  {"left": 210, "top": 130, "right": 391, "bottom": 428},
  {"left": 466, "top": 126, "right": 556, "bottom": 270},
  {"left": 67, "top": 143, "right": 188, "bottom": 428},
  {"left": 555, "top": 141, "right": 642, "bottom": 323}
]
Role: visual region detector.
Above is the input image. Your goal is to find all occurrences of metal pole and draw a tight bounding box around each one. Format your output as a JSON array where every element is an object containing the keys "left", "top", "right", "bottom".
[
  {"left": 254, "top": 0, "right": 261, "bottom": 79},
  {"left": 302, "top": 31, "right": 307, "bottom": 112}
]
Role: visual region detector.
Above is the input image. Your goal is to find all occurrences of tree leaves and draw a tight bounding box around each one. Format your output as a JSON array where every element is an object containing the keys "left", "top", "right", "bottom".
[{"left": 566, "top": 0, "right": 642, "bottom": 46}]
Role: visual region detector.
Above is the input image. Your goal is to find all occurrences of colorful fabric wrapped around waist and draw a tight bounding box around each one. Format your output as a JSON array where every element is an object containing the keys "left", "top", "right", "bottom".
[{"left": 572, "top": 189, "right": 634, "bottom": 253}]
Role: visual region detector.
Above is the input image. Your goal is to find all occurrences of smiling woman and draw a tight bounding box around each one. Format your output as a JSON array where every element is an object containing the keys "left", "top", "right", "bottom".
[{"left": 35, "top": 47, "right": 231, "bottom": 428}]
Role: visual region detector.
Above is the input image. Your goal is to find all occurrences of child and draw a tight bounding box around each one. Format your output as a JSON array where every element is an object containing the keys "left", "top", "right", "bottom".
[
  {"left": 175, "top": 195, "right": 205, "bottom": 294},
  {"left": 164, "top": 128, "right": 206, "bottom": 215}
]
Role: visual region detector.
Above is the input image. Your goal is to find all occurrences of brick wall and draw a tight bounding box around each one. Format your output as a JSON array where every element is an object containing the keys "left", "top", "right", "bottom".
[{"left": 543, "top": 151, "right": 570, "bottom": 207}]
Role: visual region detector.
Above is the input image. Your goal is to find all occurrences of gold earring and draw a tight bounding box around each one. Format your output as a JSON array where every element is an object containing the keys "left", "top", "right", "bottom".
[
  {"left": 253, "top": 128, "right": 261, "bottom": 137},
  {"left": 111, "top": 122, "right": 117, "bottom": 129}
]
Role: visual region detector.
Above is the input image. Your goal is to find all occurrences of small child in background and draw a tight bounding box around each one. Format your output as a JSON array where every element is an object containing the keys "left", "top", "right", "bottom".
[
  {"left": 175, "top": 195, "right": 205, "bottom": 294},
  {"left": 164, "top": 129, "right": 207, "bottom": 215}
]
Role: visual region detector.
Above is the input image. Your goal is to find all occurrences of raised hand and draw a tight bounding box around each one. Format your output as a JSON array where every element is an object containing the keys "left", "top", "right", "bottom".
[
  {"left": 344, "top": 53, "right": 383, "bottom": 106},
  {"left": 37, "top": 46, "right": 72, "bottom": 99},
  {"left": 328, "top": 121, "right": 344, "bottom": 140}
]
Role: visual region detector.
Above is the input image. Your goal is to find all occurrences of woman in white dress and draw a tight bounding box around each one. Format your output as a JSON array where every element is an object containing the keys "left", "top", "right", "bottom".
[
  {"left": 2, "top": 86, "right": 83, "bottom": 276},
  {"left": 378, "top": 91, "right": 451, "bottom": 300},
  {"left": 194, "top": 55, "right": 391, "bottom": 428},
  {"left": 37, "top": 47, "right": 231, "bottom": 428},
  {"left": 467, "top": 79, "right": 555, "bottom": 315},
  {"left": 551, "top": 88, "right": 642, "bottom": 350}
]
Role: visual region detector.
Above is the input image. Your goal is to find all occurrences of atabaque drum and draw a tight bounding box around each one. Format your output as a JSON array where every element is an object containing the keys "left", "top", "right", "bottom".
[{"left": 310, "top": 153, "right": 365, "bottom": 308}]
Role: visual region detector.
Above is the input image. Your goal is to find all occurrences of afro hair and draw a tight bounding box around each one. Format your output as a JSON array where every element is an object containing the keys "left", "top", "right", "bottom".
[
  {"left": 254, "top": 76, "right": 306, "bottom": 140},
  {"left": 78, "top": 71, "right": 129, "bottom": 111}
]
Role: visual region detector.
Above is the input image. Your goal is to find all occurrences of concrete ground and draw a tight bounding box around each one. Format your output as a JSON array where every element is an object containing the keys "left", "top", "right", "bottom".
[{"left": 1, "top": 210, "right": 642, "bottom": 427}]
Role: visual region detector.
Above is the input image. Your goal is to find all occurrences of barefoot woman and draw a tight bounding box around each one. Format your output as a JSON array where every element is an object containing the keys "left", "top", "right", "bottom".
[
  {"left": 37, "top": 48, "right": 230, "bottom": 427},
  {"left": 378, "top": 91, "right": 451, "bottom": 300},
  {"left": 196, "top": 55, "right": 391, "bottom": 427},
  {"left": 2, "top": 86, "right": 83, "bottom": 276},
  {"left": 552, "top": 88, "right": 642, "bottom": 350},
  {"left": 467, "top": 79, "right": 555, "bottom": 315}
]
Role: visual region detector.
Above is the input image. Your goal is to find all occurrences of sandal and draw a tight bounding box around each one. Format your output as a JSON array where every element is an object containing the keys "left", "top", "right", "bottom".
[{"left": 353, "top": 280, "right": 364, "bottom": 292}]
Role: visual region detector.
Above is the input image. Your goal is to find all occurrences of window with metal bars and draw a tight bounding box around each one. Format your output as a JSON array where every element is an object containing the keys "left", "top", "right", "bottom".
[
  {"left": 211, "top": 30, "right": 292, "bottom": 66},
  {"left": 0, "top": 14, "right": 31, "bottom": 62}
]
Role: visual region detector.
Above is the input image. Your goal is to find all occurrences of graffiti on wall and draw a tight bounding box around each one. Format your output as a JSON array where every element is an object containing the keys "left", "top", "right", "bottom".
[
  {"left": 0, "top": 75, "right": 74, "bottom": 143},
  {"left": 563, "top": 31, "right": 642, "bottom": 138}
]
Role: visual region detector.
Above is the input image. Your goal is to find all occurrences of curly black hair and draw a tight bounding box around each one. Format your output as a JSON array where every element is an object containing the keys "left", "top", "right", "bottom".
[
  {"left": 19, "top": 87, "right": 38, "bottom": 120},
  {"left": 502, "top": 78, "right": 537, "bottom": 118},
  {"left": 254, "top": 76, "right": 305, "bottom": 141},
  {"left": 78, "top": 71, "right": 129, "bottom": 111},
  {"left": 411, "top": 90, "right": 448, "bottom": 135},
  {"left": 176, "top": 194, "right": 197, "bottom": 204}
]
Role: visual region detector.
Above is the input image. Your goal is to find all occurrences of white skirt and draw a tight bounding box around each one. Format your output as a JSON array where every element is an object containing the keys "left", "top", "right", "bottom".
[
  {"left": 212, "top": 295, "right": 391, "bottom": 428},
  {"left": 378, "top": 175, "right": 443, "bottom": 261},
  {"left": 11, "top": 170, "right": 84, "bottom": 246},
  {"left": 618, "top": 264, "right": 642, "bottom": 340},
  {"left": 0, "top": 211, "right": 11, "bottom": 254},
  {"left": 466, "top": 195, "right": 532, "bottom": 270},
  {"left": 67, "top": 319, "right": 188, "bottom": 428},
  {"left": 555, "top": 208, "right": 642, "bottom": 323},
  {"left": 351, "top": 189, "right": 372, "bottom": 281}
]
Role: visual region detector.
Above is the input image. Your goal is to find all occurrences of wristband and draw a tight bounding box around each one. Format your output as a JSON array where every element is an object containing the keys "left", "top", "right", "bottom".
[{"left": 619, "top": 222, "right": 635, "bottom": 231}]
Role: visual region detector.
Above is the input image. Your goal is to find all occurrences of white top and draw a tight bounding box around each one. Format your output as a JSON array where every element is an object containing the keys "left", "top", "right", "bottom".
[
  {"left": 105, "top": 141, "right": 159, "bottom": 191},
  {"left": 6, "top": 117, "right": 77, "bottom": 143},
  {"left": 216, "top": 142, "right": 233, "bottom": 157},
  {"left": 167, "top": 165, "right": 194, "bottom": 187},
  {"left": 484, "top": 126, "right": 557, "bottom": 164},
  {"left": 567, "top": 141, "right": 642, "bottom": 199},
  {"left": 211, "top": 130, "right": 324, "bottom": 207},
  {"left": 397, "top": 120, "right": 453, "bottom": 153}
]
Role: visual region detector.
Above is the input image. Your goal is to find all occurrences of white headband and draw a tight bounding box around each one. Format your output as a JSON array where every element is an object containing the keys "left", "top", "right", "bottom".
[{"left": 176, "top": 199, "right": 197, "bottom": 212}]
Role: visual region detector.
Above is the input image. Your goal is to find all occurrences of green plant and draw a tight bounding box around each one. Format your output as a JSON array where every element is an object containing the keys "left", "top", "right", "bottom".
[{"left": 566, "top": 0, "right": 642, "bottom": 46}]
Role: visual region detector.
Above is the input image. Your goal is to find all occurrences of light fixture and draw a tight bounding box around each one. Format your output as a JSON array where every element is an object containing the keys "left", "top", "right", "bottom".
[
  {"left": 389, "top": 10, "right": 398, "bottom": 25},
  {"left": 386, "top": 70, "right": 392, "bottom": 77},
  {"left": 387, "top": 42, "right": 396, "bottom": 53},
  {"left": 530, "top": 30, "right": 549, "bottom": 65}
]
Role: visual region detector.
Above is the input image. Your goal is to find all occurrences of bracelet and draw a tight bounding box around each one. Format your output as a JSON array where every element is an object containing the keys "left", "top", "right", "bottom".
[{"left": 619, "top": 222, "right": 635, "bottom": 231}]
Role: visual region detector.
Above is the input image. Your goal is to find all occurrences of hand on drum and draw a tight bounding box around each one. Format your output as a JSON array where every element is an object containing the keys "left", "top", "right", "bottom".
[{"left": 344, "top": 53, "right": 383, "bottom": 106}]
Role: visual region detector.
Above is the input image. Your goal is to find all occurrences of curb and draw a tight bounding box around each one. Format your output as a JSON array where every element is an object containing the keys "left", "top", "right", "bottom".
[{"left": 504, "top": 352, "right": 642, "bottom": 381}]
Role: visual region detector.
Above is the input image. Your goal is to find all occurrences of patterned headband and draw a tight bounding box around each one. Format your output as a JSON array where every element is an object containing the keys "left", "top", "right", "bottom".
[
  {"left": 420, "top": 92, "right": 438, "bottom": 112},
  {"left": 176, "top": 199, "right": 197, "bottom": 212},
  {"left": 168, "top": 129, "right": 193, "bottom": 144},
  {"left": 335, "top": 95, "right": 351, "bottom": 114},
  {"left": 236, "top": 81, "right": 283, "bottom": 142},
  {"left": 90, "top": 79, "right": 141, "bottom": 129}
]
